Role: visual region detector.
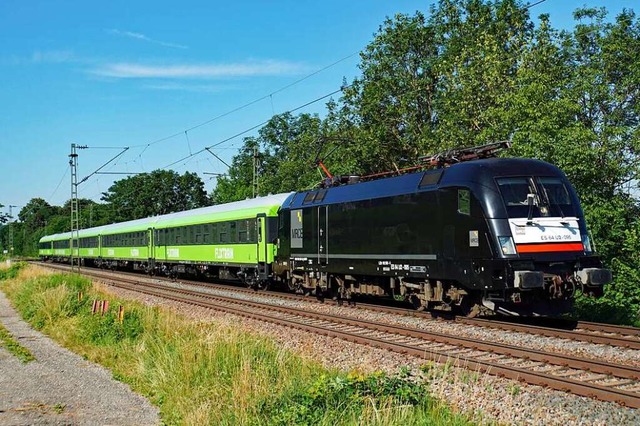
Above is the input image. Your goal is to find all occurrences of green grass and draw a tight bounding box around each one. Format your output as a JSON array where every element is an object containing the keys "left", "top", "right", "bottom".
[
  {"left": 0, "top": 262, "right": 34, "bottom": 363},
  {"left": 0, "top": 266, "right": 472, "bottom": 425},
  {"left": 0, "top": 321, "right": 35, "bottom": 363}
]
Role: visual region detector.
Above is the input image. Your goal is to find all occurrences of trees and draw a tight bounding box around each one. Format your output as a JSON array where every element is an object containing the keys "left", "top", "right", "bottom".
[
  {"left": 0, "top": 204, "right": 11, "bottom": 224},
  {"left": 337, "top": 0, "right": 534, "bottom": 170},
  {"left": 101, "top": 170, "right": 210, "bottom": 222},
  {"left": 212, "top": 113, "right": 330, "bottom": 204}
]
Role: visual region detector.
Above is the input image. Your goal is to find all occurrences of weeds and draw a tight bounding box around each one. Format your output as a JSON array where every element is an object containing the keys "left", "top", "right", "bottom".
[{"left": 0, "top": 321, "right": 35, "bottom": 363}]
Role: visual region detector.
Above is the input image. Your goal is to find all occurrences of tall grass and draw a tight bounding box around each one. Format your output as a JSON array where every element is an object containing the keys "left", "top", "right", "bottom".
[{"left": 0, "top": 266, "right": 472, "bottom": 425}]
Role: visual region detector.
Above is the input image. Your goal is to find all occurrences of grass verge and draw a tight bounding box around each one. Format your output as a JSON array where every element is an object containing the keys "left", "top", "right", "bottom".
[
  {"left": 0, "top": 265, "right": 472, "bottom": 425},
  {"left": 0, "top": 321, "right": 35, "bottom": 363}
]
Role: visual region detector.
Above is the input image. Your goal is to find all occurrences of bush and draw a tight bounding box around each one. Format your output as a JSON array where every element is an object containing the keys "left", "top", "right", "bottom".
[
  {"left": 259, "top": 369, "right": 462, "bottom": 426},
  {"left": 0, "top": 262, "right": 26, "bottom": 280}
]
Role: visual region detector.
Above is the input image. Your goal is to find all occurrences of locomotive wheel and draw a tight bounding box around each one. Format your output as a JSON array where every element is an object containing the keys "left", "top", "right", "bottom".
[
  {"left": 457, "top": 297, "right": 481, "bottom": 318},
  {"left": 409, "top": 294, "right": 425, "bottom": 311}
]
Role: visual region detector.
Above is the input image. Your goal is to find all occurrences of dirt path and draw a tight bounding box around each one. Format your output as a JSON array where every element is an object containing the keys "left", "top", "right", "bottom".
[{"left": 0, "top": 290, "right": 159, "bottom": 425}]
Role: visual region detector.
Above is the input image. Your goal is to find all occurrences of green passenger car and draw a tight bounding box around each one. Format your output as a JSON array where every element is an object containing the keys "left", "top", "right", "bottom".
[
  {"left": 38, "top": 193, "right": 292, "bottom": 284},
  {"left": 39, "top": 232, "right": 72, "bottom": 260},
  {"left": 38, "top": 235, "right": 55, "bottom": 258}
]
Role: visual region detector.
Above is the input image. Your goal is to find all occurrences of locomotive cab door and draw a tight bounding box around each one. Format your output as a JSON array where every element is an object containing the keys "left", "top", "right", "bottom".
[{"left": 317, "top": 206, "right": 328, "bottom": 266}]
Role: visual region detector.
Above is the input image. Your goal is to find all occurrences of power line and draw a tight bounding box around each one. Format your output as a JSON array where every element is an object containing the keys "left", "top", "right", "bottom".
[
  {"left": 525, "top": 0, "right": 547, "bottom": 10},
  {"left": 48, "top": 164, "right": 70, "bottom": 203},
  {"left": 154, "top": 0, "right": 547, "bottom": 170},
  {"left": 129, "top": 51, "right": 359, "bottom": 152},
  {"left": 56, "top": 0, "right": 551, "bottom": 203},
  {"left": 78, "top": 147, "right": 130, "bottom": 185},
  {"left": 161, "top": 85, "right": 348, "bottom": 169}
]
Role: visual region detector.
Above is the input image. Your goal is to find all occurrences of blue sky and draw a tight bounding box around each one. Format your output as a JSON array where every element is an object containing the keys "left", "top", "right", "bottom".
[{"left": 0, "top": 0, "right": 636, "bottom": 214}]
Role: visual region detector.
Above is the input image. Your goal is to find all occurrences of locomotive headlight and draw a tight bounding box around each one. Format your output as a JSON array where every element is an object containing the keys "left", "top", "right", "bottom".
[
  {"left": 498, "top": 236, "right": 517, "bottom": 255},
  {"left": 582, "top": 234, "right": 593, "bottom": 254}
]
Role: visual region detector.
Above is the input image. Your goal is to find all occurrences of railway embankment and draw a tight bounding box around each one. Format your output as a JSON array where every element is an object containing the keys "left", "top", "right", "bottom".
[
  {"left": 30, "top": 262, "right": 640, "bottom": 426},
  {"left": 0, "top": 263, "right": 471, "bottom": 425}
]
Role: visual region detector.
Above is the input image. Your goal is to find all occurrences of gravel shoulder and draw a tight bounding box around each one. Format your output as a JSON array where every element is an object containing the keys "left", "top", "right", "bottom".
[{"left": 0, "top": 289, "right": 159, "bottom": 426}]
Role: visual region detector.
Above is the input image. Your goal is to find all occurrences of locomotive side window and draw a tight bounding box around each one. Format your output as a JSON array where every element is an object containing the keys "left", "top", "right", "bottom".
[{"left": 458, "top": 189, "right": 470, "bottom": 215}]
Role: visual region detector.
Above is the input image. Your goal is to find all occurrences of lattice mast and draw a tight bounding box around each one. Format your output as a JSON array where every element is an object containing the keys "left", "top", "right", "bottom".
[
  {"left": 8, "top": 205, "right": 17, "bottom": 258},
  {"left": 69, "top": 144, "right": 87, "bottom": 271}
]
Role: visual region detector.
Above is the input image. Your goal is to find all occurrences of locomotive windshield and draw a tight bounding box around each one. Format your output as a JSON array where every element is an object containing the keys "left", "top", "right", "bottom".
[{"left": 496, "top": 177, "right": 576, "bottom": 218}]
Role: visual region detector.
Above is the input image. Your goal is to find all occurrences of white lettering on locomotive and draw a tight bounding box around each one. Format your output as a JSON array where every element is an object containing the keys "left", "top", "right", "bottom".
[
  {"left": 509, "top": 217, "right": 581, "bottom": 244},
  {"left": 291, "top": 209, "right": 303, "bottom": 248}
]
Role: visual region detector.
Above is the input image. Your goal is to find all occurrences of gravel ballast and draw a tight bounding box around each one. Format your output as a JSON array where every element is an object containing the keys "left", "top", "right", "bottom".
[
  {"left": 0, "top": 289, "right": 159, "bottom": 426},
  {"left": 99, "top": 280, "right": 640, "bottom": 426},
  {"left": 161, "top": 279, "right": 640, "bottom": 368}
]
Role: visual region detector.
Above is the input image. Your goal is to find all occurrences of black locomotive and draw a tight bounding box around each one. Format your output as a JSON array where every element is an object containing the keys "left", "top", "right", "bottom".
[{"left": 273, "top": 143, "right": 611, "bottom": 316}]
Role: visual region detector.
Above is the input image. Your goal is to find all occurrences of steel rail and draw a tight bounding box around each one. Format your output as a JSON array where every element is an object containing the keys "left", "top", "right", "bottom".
[
  {"left": 39, "top": 262, "right": 640, "bottom": 409},
  {"left": 34, "top": 262, "right": 640, "bottom": 351},
  {"left": 100, "top": 277, "right": 640, "bottom": 408},
  {"left": 456, "top": 317, "right": 640, "bottom": 351}
]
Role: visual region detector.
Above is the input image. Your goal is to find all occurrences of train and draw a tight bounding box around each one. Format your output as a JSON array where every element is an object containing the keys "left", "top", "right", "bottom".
[{"left": 39, "top": 144, "right": 612, "bottom": 317}]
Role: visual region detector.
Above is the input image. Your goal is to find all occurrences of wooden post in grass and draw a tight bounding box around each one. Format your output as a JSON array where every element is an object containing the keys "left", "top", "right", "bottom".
[
  {"left": 101, "top": 300, "right": 109, "bottom": 316},
  {"left": 77, "top": 291, "right": 83, "bottom": 302},
  {"left": 92, "top": 300, "right": 98, "bottom": 314},
  {"left": 118, "top": 305, "right": 124, "bottom": 323}
]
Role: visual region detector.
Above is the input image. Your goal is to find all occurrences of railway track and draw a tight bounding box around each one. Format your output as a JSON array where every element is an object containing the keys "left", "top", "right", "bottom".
[
  {"left": 456, "top": 317, "right": 640, "bottom": 351},
  {"left": 35, "top": 262, "right": 640, "bottom": 408},
  {"left": 34, "top": 262, "right": 640, "bottom": 351}
]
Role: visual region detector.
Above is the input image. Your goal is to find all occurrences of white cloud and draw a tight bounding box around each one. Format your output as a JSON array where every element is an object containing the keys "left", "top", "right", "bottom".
[
  {"left": 143, "top": 83, "right": 232, "bottom": 93},
  {"left": 91, "top": 60, "right": 306, "bottom": 79},
  {"left": 30, "top": 50, "right": 75, "bottom": 63},
  {"left": 108, "top": 29, "right": 188, "bottom": 49}
]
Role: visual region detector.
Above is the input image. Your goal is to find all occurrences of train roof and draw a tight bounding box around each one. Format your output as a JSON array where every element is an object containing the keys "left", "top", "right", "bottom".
[
  {"left": 285, "top": 157, "right": 566, "bottom": 209},
  {"left": 39, "top": 192, "right": 293, "bottom": 242}
]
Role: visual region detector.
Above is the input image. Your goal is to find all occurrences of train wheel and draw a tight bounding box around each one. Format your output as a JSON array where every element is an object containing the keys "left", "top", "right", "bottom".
[
  {"left": 457, "top": 297, "right": 481, "bottom": 318},
  {"left": 410, "top": 294, "right": 425, "bottom": 311}
]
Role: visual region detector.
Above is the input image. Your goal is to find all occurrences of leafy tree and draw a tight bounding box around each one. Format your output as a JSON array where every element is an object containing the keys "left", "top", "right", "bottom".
[
  {"left": 428, "top": 0, "right": 533, "bottom": 146},
  {"left": 213, "top": 113, "right": 332, "bottom": 203},
  {"left": 339, "top": 11, "right": 440, "bottom": 172},
  {"left": 0, "top": 203, "right": 11, "bottom": 224},
  {"left": 101, "top": 170, "right": 210, "bottom": 221},
  {"left": 337, "top": 0, "right": 534, "bottom": 171}
]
